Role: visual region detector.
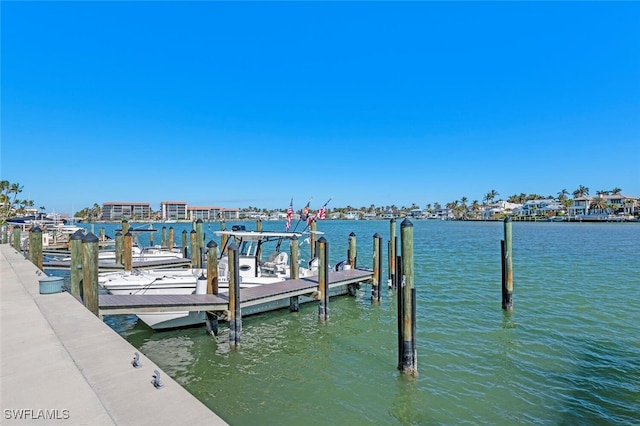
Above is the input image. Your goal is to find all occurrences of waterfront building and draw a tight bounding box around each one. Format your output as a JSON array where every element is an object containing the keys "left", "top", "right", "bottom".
[
  {"left": 101, "top": 202, "right": 152, "bottom": 221},
  {"left": 187, "top": 206, "right": 240, "bottom": 221},
  {"left": 160, "top": 201, "right": 188, "bottom": 221}
]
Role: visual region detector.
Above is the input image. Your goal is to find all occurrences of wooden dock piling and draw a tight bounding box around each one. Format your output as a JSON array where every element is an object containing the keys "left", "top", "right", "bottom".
[
  {"left": 182, "top": 230, "right": 188, "bottom": 258},
  {"left": 123, "top": 232, "right": 133, "bottom": 271},
  {"left": 228, "top": 242, "right": 241, "bottom": 347},
  {"left": 220, "top": 221, "right": 228, "bottom": 255},
  {"left": 29, "top": 226, "right": 43, "bottom": 270},
  {"left": 190, "top": 229, "right": 199, "bottom": 268},
  {"left": 348, "top": 232, "right": 357, "bottom": 269},
  {"left": 389, "top": 218, "right": 397, "bottom": 289},
  {"left": 115, "top": 231, "right": 123, "bottom": 265},
  {"left": 70, "top": 231, "right": 83, "bottom": 297},
  {"left": 309, "top": 220, "right": 318, "bottom": 259},
  {"left": 318, "top": 236, "right": 329, "bottom": 320},
  {"left": 289, "top": 235, "right": 300, "bottom": 312},
  {"left": 501, "top": 217, "right": 514, "bottom": 310},
  {"left": 12, "top": 226, "right": 21, "bottom": 251},
  {"left": 168, "top": 227, "right": 174, "bottom": 252},
  {"left": 82, "top": 233, "right": 100, "bottom": 316},
  {"left": 207, "top": 241, "right": 219, "bottom": 295},
  {"left": 372, "top": 233, "right": 382, "bottom": 302},
  {"left": 399, "top": 218, "right": 417, "bottom": 375},
  {"left": 162, "top": 226, "right": 167, "bottom": 248},
  {"left": 196, "top": 219, "right": 204, "bottom": 265}
]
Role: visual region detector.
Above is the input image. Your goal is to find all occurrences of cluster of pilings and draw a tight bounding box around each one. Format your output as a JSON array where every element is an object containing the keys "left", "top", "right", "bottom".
[{"left": 18, "top": 216, "right": 516, "bottom": 378}]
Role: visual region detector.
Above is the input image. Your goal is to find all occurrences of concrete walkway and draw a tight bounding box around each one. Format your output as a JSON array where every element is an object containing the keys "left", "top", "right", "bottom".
[{"left": 1, "top": 245, "right": 228, "bottom": 425}]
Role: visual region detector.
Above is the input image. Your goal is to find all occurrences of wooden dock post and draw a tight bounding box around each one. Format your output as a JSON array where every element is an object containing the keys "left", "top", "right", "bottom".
[
  {"left": 12, "top": 226, "right": 21, "bottom": 251},
  {"left": 168, "top": 227, "right": 174, "bottom": 252},
  {"left": 190, "top": 229, "right": 199, "bottom": 268},
  {"left": 372, "top": 233, "right": 382, "bottom": 302},
  {"left": 196, "top": 219, "right": 204, "bottom": 266},
  {"left": 289, "top": 235, "right": 300, "bottom": 312},
  {"left": 99, "top": 227, "right": 105, "bottom": 242},
  {"left": 317, "top": 236, "right": 329, "bottom": 320},
  {"left": 123, "top": 231, "right": 133, "bottom": 272},
  {"left": 115, "top": 231, "right": 123, "bottom": 265},
  {"left": 228, "top": 242, "right": 242, "bottom": 347},
  {"left": 220, "top": 221, "right": 228, "bottom": 255},
  {"left": 310, "top": 220, "right": 317, "bottom": 259},
  {"left": 182, "top": 230, "right": 188, "bottom": 258},
  {"left": 501, "top": 217, "right": 514, "bottom": 310},
  {"left": 206, "top": 241, "right": 219, "bottom": 295},
  {"left": 348, "top": 232, "right": 357, "bottom": 269},
  {"left": 206, "top": 240, "right": 219, "bottom": 336},
  {"left": 149, "top": 225, "right": 154, "bottom": 246},
  {"left": 161, "top": 226, "right": 167, "bottom": 248},
  {"left": 399, "top": 218, "right": 417, "bottom": 375},
  {"left": 29, "top": 226, "right": 43, "bottom": 270},
  {"left": 81, "top": 233, "right": 100, "bottom": 316},
  {"left": 256, "top": 219, "right": 262, "bottom": 232},
  {"left": 70, "top": 231, "right": 84, "bottom": 297},
  {"left": 389, "top": 218, "right": 397, "bottom": 289},
  {"left": 121, "top": 219, "right": 129, "bottom": 236}
]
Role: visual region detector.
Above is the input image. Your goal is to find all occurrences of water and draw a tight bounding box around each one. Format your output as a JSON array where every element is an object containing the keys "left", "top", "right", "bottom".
[{"left": 61, "top": 220, "right": 640, "bottom": 425}]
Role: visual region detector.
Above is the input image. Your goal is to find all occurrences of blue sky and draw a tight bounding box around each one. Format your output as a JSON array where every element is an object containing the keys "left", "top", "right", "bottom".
[{"left": 2, "top": 1, "right": 639, "bottom": 215}]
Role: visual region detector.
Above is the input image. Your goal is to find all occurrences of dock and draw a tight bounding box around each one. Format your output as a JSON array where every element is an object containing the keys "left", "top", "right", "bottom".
[
  {"left": 0, "top": 244, "right": 228, "bottom": 425},
  {"left": 98, "top": 268, "right": 374, "bottom": 316}
]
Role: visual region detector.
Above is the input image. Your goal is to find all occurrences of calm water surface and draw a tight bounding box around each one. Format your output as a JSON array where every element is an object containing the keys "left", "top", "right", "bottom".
[{"left": 78, "top": 220, "right": 639, "bottom": 425}]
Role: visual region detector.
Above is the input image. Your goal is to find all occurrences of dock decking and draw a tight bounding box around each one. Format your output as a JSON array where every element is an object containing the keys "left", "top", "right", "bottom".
[{"left": 98, "top": 268, "right": 374, "bottom": 316}]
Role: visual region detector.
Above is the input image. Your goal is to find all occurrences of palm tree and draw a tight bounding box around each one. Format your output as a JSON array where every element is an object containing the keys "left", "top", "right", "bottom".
[
  {"left": 573, "top": 185, "right": 589, "bottom": 198},
  {"left": 590, "top": 196, "right": 608, "bottom": 213},
  {"left": 557, "top": 189, "right": 569, "bottom": 202},
  {"left": 611, "top": 187, "right": 622, "bottom": 195},
  {"left": 485, "top": 189, "right": 499, "bottom": 205},
  {"left": 460, "top": 197, "right": 468, "bottom": 219}
]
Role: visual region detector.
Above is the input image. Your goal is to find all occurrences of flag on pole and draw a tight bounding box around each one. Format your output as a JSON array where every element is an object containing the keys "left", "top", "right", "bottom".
[
  {"left": 286, "top": 199, "right": 293, "bottom": 230},
  {"left": 317, "top": 206, "right": 326, "bottom": 220},
  {"left": 300, "top": 200, "right": 311, "bottom": 221}
]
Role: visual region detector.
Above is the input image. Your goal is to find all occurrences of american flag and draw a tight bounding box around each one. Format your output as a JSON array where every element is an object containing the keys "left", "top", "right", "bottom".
[
  {"left": 286, "top": 199, "right": 293, "bottom": 230},
  {"left": 317, "top": 206, "right": 326, "bottom": 220}
]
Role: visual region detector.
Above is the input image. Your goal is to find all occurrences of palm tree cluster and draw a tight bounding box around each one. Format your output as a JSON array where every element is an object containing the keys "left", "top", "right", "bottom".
[{"left": 0, "top": 180, "right": 40, "bottom": 222}]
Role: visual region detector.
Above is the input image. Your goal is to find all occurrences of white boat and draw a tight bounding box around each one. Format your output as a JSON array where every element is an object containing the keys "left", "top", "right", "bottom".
[
  {"left": 99, "top": 228, "right": 320, "bottom": 330},
  {"left": 65, "top": 244, "right": 184, "bottom": 263}
]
